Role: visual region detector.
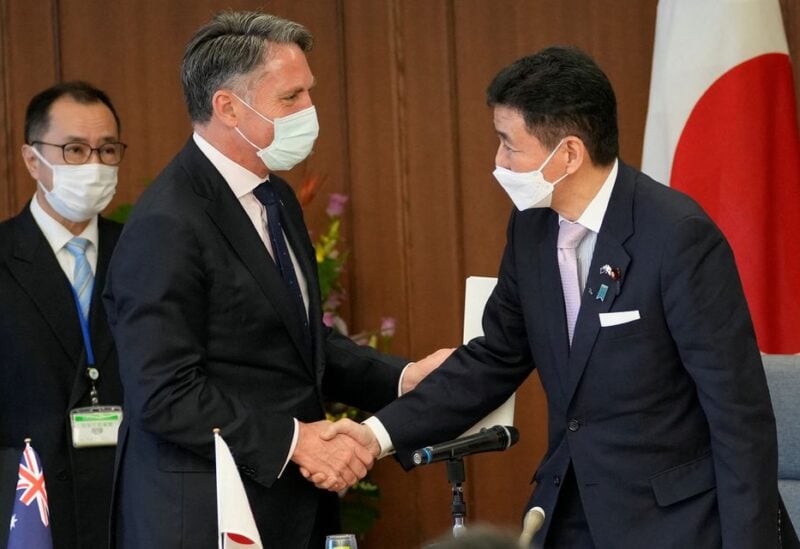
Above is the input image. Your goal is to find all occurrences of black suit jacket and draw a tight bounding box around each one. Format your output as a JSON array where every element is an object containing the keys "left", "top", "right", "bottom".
[
  {"left": 103, "top": 139, "right": 405, "bottom": 549},
  {"left": 0, "top": 204, "right": 123, "bottom": 549},
  {"left": 376, "top": 162, "right": 789, "bottom": 548}
]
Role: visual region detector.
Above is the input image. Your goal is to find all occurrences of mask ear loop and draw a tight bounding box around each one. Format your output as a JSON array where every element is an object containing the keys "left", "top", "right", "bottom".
[
  {"left": 537, "top": 138, "right": 566, "bottom": 173},
  {"left": 538, "top": 138, "right": 571, "bottom": 186},
  {"left": 30, "top": 145, "right": 55, "bottom": 169},
  {"left": 231, "top": 93, "right": 277, "bottom": 152},
  {"left": 234, "top": 127, "right": 263, "bottom": 152},
  {"left": 30, "top": 146, "right": 56, "bottom": 197},
  {"left": 232, "top": 93, "right": 276, "bottom": 125}
]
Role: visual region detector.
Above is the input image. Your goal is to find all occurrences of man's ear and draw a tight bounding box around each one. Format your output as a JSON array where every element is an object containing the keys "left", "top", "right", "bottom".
[
  {"left": 20, "top": 144, "right": 41, "bottom": 179},
  {"left": 562, "top": 136, "right": 587, "bottom": 174},
  {"left": 212, "top": 90, "right": 240, "bottom": 128}
]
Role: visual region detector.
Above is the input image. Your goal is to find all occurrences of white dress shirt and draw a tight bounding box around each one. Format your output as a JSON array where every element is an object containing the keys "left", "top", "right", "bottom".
[
  {"left": 30, "top": 193, "right": 99, "bottom": 282},
  {"left": 559, "top": 159, "right": 618, "bottom": 292},
  {"left": 193, "top": 133, "right": 310, "bottom": 315}
]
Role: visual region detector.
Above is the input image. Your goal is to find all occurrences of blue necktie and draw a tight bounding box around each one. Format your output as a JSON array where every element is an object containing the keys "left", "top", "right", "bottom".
[
  {"left": 252, "top": 181, "right": 310, "bottom": 341},
  {"left": 65, "top": 237, "right": 94, "bottom": 319}
]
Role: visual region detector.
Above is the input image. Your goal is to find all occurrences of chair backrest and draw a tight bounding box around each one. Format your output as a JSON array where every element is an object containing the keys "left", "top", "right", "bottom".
[{"left": 762, "top": 354, "right": 800, "bottom": 526}]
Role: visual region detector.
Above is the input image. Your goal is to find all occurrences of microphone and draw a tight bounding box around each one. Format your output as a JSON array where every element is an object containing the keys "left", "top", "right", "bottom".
[
  {"left": 412, "top": 425, "right": 519, "bottom": 466},
  {"left": 518, "top": 506, "right": 545, "bottom": 547}
]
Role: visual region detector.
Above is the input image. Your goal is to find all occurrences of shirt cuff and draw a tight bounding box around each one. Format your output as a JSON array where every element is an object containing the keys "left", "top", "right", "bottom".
[
  {"left": 363, "top": 416, "right": 395, "bottom": 459},
  {"left": 397, "top": 362, "right": 414, "bottom": 396},
  {"left": 278, "top": 418, "right": 299, "bottom": 478}
]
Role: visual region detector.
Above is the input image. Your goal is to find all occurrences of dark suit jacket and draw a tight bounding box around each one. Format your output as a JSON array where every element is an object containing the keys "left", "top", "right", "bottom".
[
  {"left": 0, "top": 204, "right": 123, "bottom": 549},
  {"left": 103, "top": 139, "right": 405, "bottom": 549},
  {"left": 376, "top": 162, "right": 788, "bottom": 548}
]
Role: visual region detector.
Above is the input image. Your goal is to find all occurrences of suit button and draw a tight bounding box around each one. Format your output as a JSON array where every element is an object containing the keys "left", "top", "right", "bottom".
[
  {"left": 56, "top": 470, "right": 70, "bottom": 481},
  {"left": 568, "top": 419, "right": 580, "bottom": 432},
  {"left": 553, "top": 475, "right": 561, "bottom": 487}
]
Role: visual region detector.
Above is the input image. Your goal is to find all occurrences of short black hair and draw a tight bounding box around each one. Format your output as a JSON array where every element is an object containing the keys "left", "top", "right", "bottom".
[
  {"left": 24, "top": 81, "right": 120, "bottom": 144},
  {"left": 487, "top": 46, "right": 618, "bottom": 166}
]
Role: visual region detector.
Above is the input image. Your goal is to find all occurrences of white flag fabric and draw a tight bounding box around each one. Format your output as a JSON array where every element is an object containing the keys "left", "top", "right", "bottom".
[
  {"left": 214, "top": 431, "right": 263, "bottom": 549},
  {"left": 642, "top": 0, "right": 800, "bottom": 353}
]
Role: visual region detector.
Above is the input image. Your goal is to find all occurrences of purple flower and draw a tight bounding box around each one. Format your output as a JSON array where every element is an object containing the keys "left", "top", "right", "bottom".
[
  {"left": 323, "top": 311, "right": 336, "bottom": 327},
  {"left": 380, "top": 317, "right": 396, "bottom": 338},
  {"left": 325, "top": 291, "right": 344, "bottom": 310},
  {"left": 326, "top": 193, "right": 349, "bottom": 217}
]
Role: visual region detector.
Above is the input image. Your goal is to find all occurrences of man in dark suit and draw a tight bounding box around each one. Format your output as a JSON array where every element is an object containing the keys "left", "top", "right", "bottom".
[
  {"left": 102, "top": 11, "right": 448, "bottom": 549},
  {"left": 0, "top": 82, "right": 125, "bottom": 548},
  {"left": 328, "top": 47, "right": 795, "bottom": 547}
]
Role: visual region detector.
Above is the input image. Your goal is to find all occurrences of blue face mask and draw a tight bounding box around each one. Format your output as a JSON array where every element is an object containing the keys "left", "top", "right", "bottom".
[{"left": 233, "top": 94, "right": 320, "bottom": 171}]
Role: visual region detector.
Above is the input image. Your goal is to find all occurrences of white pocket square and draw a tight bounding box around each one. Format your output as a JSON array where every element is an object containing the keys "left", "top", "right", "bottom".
[{"left": 599, "top": 310, "right": 640, "bottom": 327}]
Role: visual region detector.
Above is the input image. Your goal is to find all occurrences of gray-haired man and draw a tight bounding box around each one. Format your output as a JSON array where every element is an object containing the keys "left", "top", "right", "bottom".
[{"left": 103, "top": 10, "right": 448, "bottom": 548}]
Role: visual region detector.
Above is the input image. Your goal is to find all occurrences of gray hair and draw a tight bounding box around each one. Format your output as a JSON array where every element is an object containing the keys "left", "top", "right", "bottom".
[{"left": 181, "top": 10, "right": 313, "bottom": 123}]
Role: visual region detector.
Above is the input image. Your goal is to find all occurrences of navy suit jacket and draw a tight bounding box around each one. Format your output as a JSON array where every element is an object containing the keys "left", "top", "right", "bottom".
[
  {"left": 376, "top": 162, "right": 787, "bottom": 548},
  {"left": 103, "top": 139, "right": 405, "bottom": 548},
  {"left": 0, "top": 204, "right": 123, "bottom": 549}
]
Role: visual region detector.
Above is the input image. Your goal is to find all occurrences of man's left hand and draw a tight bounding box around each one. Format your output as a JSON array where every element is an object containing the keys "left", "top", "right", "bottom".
[{"left": 401, "top": 347, "right": 455, "bottom": 394}]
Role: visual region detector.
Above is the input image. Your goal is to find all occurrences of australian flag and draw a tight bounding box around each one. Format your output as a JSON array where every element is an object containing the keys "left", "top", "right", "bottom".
[{"left": 7, "top": 440, "right": 53, "bottom": 549}]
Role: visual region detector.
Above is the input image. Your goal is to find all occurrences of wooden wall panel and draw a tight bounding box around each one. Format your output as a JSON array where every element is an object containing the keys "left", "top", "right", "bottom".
[
  {"left": 348, "top": 2, "right": 469, "bottom": 545},
  {"left": 341, "top": 3, "right": 452, "bottom": 544},
  {"left": 0, "top": 0, "right": 10, "bottom": 219},
  {"left": 1, "top": 0, "right": 58, "bottom": 220},
  {"left": 341, "top": 0, "right": 410, "bottom": 345}
]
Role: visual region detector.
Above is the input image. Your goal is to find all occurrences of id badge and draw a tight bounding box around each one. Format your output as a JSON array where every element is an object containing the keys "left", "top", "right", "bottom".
[{"left": 70, "top": 405, "right": 123, "bottom": 448}]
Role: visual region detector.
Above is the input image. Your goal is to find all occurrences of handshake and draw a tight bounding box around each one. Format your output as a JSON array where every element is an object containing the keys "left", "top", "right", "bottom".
[{"left": 290, "top": 347, "right": 454, "bottom": 492}]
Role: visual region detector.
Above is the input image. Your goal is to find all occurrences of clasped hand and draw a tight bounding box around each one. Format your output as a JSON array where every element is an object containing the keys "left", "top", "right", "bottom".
[
  {"left": 292, "top": 419, "right": 376, "bottom": 493},
  {"left": 293, "top": 347, "right": 455, "bottom": 491}
]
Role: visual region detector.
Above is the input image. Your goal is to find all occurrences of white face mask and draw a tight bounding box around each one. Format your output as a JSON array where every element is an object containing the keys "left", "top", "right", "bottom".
[
  {"left": 493, "top": 138, "right": 567, "bottom": 210},
  {"left": 32, "top": 147, "right": 117, "bottom": 222},
  {"left": 233, "top": 93, "right": 319, "bottom": 171}
]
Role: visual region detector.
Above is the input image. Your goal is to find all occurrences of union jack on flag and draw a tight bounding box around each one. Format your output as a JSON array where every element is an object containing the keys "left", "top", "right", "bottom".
[{"left": 8, "top": 440, "right": 53, "bottom": 549}]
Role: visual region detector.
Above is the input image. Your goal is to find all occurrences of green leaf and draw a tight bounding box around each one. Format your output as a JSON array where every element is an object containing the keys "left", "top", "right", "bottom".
[{"left": 106, "top": 203, "right": 133, "bottom": 223}]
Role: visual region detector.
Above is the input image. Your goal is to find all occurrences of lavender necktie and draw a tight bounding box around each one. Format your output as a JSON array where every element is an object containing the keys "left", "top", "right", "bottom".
[{"left": 558, "top": 221, "right": 589, "bottom": 346}]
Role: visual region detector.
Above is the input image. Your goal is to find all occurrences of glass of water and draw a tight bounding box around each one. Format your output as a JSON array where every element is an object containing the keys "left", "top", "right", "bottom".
[{"left": 325, "top": 533, "right": 358, "bottom": 549}]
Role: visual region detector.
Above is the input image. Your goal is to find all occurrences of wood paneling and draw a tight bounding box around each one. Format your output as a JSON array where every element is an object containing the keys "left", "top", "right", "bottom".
[
  {"left": 1, "top": 0, "right": 58, "bottom": 220},
  {"left": 2, "top": 1, "right": 799, "bottom": 546}
]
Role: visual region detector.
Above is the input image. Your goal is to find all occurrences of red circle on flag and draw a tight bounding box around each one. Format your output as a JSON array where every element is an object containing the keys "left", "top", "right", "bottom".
[{"left": 226, "top": 532, "right": 255, "bottom": 544}]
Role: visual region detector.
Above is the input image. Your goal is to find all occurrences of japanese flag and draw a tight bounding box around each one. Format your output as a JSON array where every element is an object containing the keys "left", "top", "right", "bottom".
[
  {"left": 215, "top": 430, "right": 263, "bottom": 549},
  {"left": 642, "top": 0, "right": 800, "bottom": 353}
]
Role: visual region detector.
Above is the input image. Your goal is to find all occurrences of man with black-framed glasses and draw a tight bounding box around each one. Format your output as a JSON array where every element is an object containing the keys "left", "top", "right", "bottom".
[{"left": 0, "top": 81, "right": 125, "bottom": 549}]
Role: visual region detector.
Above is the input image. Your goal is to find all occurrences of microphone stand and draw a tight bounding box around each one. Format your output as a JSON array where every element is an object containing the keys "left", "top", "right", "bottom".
[{"left": 446, "top": 458, "right": 467, "bottom": 537}]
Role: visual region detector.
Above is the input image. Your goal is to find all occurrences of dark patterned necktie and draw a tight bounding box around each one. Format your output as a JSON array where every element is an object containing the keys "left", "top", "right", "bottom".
[{"left": 252, "top": 181, "right": 310, "bottom": 341}]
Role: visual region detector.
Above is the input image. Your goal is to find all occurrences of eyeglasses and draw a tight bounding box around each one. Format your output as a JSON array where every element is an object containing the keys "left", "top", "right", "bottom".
[{"left": 31, "top": 141, "right": 127, "bottom": 166}]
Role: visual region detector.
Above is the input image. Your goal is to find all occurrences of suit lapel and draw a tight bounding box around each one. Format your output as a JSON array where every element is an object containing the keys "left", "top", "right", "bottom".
[
  {"left": 563, "top": 164, "right": 635, "bottom": 404},
  {"left": 88, "top": 219, "right": 119, "bottom": 368},
  {"left": 9, "top": 206, "right": 83, "bottom": 366},
  {"left": 182, "top": 142, "right": 313, "bottom": 372}
]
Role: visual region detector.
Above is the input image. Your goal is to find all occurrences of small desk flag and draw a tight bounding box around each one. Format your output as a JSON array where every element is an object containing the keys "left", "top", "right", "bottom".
[
  {"left": 214, "top": 429, "right": 263, "bottom": 549},
  {"left": 8, "top": 440, "right": 53, "bottom": 549}
]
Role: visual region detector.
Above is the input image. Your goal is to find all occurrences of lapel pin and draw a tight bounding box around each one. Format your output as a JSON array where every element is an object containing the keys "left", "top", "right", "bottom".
[
  {"left": 600, "top": 264, "right": 623, "bottom": 295},
  {"left": 600, "top": 264, "right": 621, "bottom": 280},
  {"left": 596, "top": 284, "right": 608, "bottom": 302}
]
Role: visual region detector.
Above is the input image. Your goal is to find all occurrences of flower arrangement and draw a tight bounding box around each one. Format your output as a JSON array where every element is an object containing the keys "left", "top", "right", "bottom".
[{"left": 298, "top": 174, "right": 395, "bottom": 538}]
